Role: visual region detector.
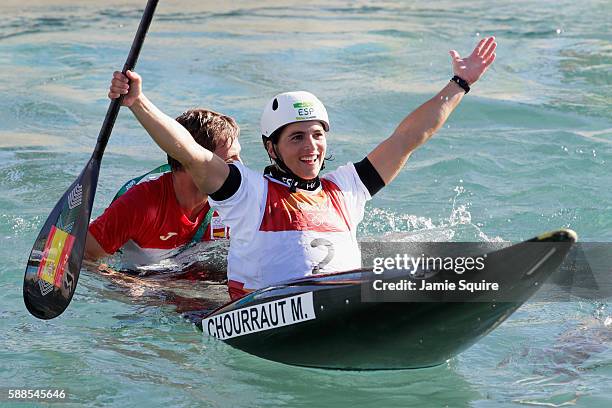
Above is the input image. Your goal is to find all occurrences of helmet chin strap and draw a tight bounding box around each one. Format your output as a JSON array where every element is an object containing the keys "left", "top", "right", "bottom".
[
  {"left": 270, "top": 143, "right": 296, "bottom": 176},
  {"left": 265, "top": 141, "right": 322, "bottom": 192}
]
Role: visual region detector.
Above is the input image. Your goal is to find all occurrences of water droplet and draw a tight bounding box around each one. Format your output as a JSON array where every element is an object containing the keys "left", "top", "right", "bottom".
[
  {"left": 476, "top": 32, "right": 481, "bottom": 37},
  {"left": 556, "top": 28, "right": 562, "bottom": 34}
]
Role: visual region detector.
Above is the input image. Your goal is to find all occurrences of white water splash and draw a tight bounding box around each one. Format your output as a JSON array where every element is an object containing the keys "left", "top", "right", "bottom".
[{"left": 361, "top": 184, "right": 505, "bottom": 243}]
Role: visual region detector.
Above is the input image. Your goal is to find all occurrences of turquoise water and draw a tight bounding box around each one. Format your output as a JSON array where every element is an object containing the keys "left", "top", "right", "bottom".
[{"left": 1, "top": 0, "right": 611, "bottom": 406}]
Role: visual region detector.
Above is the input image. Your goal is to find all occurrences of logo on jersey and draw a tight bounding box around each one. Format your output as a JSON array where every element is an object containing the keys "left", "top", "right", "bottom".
[
  {"left": 159, "top": 232, "right": 178, "bottom": 241},
  {"left": 260, "top": 180, "right": 351, "bottom": 232},
  {"left": 211, "top": 215, "right": 228, "bottom": 239}
]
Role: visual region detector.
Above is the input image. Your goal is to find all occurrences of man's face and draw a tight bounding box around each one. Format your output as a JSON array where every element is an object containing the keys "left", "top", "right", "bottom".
[
  {"left": 214, "top": 138, "right": 242, "bottom": 163},
  {"left": 268, "top": 121, "right": 327, "bottom": 180}
]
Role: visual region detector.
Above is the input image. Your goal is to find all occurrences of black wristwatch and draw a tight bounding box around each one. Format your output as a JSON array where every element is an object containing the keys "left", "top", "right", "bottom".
[{"left": 451, "top": 75, "right": 470, "bottom": 94}]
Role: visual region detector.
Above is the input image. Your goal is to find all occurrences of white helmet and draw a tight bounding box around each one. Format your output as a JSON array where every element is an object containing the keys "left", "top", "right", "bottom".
[{"left": 261, "top": 91, "right": 330, "bottom": 140}]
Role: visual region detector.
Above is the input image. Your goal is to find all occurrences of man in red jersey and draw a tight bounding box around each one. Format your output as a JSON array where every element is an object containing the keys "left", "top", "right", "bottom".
[{"left": 84, "top": 104, "right": 241, "bottom": 269}]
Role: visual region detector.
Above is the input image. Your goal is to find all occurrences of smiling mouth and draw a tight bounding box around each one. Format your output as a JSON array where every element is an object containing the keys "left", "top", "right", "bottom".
[{"left": 299, "top": 154, "right": 320, "bottom": 165}]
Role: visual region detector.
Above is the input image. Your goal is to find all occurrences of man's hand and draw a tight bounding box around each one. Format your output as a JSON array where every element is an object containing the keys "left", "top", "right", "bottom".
[
  {"left": 449, "top": 36, "right": 497, "bottom": 85},
  {"left": 108, "top": 70, "right": 142, "bottom": 107}
]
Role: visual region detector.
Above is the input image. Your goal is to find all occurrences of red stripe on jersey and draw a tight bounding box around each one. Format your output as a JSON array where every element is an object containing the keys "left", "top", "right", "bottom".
[{"left": 259, "top": 179, "right": 351, "bottom": 232}]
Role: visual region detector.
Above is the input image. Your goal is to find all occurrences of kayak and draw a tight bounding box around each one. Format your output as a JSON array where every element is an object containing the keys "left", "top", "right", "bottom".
[{"left": 199, "top": 229, "right": 576, "bottom": 370}]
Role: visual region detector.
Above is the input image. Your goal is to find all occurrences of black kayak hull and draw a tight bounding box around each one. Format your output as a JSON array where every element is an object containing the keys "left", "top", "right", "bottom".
[{"left": 200, "top": 229, "right": 576, "bottom": 370}]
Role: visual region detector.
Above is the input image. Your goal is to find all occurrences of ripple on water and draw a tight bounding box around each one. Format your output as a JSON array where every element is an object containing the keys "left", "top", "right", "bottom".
[{"left": 14, "top": 99, "right": 81, "bottom": 128}]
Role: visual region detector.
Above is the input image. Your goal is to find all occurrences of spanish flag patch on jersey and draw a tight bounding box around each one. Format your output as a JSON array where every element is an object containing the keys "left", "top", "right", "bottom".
[{"left": 211, "top": 215, "right": 228, "bottom": 239}]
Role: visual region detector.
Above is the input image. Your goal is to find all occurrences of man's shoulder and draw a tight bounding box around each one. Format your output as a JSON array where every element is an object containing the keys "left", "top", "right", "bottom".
[
  {"left": 119, "top": 172, "right": 170, "bottom": 200},
  {"left": 110, "top": 172, "right": 171, "bottom": 216}
]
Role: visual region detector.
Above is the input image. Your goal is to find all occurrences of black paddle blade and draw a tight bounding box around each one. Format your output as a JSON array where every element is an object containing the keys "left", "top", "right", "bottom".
[
  {"left": 22, "top": 0, "right": 159, "bottom": 320},
  {"left": 23, "top": 158, "right": 100, "bottom": 319}
]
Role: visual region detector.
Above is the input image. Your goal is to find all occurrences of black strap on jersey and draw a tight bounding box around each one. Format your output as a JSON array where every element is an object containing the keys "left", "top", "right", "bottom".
[
  {"left": 354, "top": 157, "right": 385, "bottom": 196},
  {"left": 209, "top": 163, "right": 242, "bottom": 201}
]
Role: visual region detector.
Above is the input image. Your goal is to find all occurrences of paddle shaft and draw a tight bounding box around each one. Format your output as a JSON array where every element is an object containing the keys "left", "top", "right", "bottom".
[
  {"left": 22, "top": 0, "right": 160, "bottom": 319},
  {"left": 93, "top": 0, "right": 159, "bottom": 161}
]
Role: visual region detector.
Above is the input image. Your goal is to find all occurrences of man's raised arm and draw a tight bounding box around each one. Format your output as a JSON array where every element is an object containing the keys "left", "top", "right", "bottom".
[
  {"left": 108, "top": 70, "right": 230, "bottom": 194},
  {"left": 368, "top": 36, "right": 497, "bottom": 185}
]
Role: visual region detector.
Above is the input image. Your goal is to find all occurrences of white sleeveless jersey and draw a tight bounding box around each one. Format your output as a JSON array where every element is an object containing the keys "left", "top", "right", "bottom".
[{"left": 209, "top": 162, "right": 371, "bottom": 289}]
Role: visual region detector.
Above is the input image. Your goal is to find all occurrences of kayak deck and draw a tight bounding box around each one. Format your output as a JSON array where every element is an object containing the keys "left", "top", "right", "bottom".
[{"left": 199, "top": 229, "right": 576, "bottom": 370}]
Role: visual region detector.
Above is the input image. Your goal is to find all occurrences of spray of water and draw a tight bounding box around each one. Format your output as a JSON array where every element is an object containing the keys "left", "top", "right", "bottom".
[{"left": 360, "top": 184, "right": 505, "bottom": 243}]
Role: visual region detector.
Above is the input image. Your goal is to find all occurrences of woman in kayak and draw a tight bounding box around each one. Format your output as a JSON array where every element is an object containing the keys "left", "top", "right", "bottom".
[{"left": 108, "top": 36, "right": 497, "bottom": 299}]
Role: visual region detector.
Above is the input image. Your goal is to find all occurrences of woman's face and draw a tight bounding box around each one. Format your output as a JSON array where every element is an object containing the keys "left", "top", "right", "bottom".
[{"left": 268, "top": 121, "right": 327, "bottom": 180}]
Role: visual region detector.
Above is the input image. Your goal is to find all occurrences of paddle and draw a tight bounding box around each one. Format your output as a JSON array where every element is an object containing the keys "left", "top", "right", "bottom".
[{"left": 23, "top": 0, "right": 160, "bottom": 319}]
